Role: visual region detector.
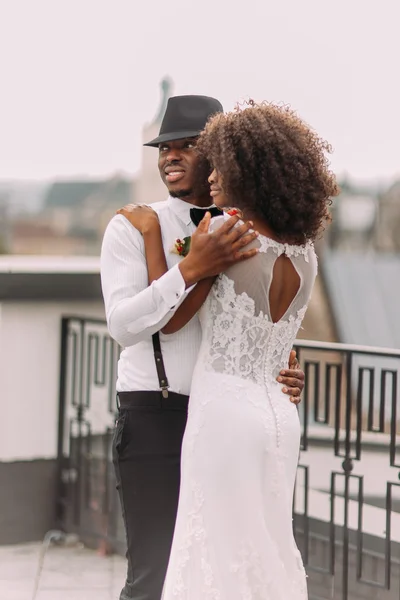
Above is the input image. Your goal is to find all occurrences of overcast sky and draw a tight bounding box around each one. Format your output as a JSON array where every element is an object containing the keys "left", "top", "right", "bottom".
[{"left": 0, "top": 0, "right": 399, "bottom": 183}]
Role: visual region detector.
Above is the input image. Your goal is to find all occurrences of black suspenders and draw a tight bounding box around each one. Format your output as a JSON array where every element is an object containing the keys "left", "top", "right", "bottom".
[{"left": 152, "top": 332, "right": 169, "bottom": 398}]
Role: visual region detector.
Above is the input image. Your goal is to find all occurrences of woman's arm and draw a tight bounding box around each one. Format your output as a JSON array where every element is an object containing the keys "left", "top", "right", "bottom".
[
  {"left": 100, "top": 215, "right": 186, "bottom": 348},
  {"left": 117, "top": 205, "right": 216, "bottom": 335},
  {"left": 115, "top": 204, "right": 169, "bottom": 284},
  {"left": 141, "top": 226, "right": 216, "bottom": 334},
  {"left": 161, "top": 277, "right": 216, "bottom": 334},
  {"left": 143, "top": 226, "right": 169, "bottom": 284}
]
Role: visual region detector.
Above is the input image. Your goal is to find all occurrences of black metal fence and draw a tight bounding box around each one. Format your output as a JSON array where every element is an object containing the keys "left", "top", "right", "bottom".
[
  {"left": 56, "top": 317, "right": 125, "bottom": 554},
  {"left": 56, "top": 317, "right": 400, "bottom": 599}
]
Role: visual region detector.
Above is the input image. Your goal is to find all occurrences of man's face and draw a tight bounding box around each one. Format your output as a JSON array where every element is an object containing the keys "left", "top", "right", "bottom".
[{"left": 158, "top": 137, "right": 211, "bottom": 202}]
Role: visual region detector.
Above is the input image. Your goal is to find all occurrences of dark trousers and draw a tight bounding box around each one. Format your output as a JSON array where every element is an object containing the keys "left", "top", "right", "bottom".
[{"left": 113, "top": 391, "right": 189, "bottom": 600}]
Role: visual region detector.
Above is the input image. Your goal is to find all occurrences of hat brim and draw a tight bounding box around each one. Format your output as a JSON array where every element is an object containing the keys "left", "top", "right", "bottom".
[{"left": 143, "top": 130, "right": 201, "bottom": 147}]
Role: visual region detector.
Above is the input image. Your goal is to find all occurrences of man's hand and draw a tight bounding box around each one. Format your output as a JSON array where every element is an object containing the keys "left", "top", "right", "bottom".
[
  {"left": 117, "top": 204, "right": 160, "bottom": 234},
  {"left": 277, "top": 350, "right": 304, "bottom": 405},
  {"left": 179, "top": 212, "right": 259, "bottom": 286}
]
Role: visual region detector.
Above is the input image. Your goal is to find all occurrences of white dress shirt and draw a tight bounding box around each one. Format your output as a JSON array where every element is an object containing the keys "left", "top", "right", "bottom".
[{"left": 100, "top": 196, "right": 201, "bottom": 395}]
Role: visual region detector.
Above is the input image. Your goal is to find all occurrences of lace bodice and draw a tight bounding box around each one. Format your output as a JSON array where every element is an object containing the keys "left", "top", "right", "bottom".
[{"left": 197, "top": 227, "right": 317, "bottom": 386}]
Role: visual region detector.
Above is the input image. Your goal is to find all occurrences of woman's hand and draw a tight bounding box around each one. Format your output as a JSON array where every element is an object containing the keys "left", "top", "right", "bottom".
[
  {"left": 179, "top": 212, "right": 259, "bottom": 287},
  {"left": 117, "top": 204, "right": 160, "bottom": 234}
]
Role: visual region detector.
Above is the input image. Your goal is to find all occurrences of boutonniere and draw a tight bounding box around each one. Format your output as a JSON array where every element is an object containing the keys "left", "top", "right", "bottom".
[{"left": 171, "top": 236, "right": 191, "bottom": 257}]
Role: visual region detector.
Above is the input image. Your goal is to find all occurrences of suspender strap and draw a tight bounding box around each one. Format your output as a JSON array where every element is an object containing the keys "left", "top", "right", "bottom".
[{"left": 152, "top": 332, "right": 169, "bottom": 398}]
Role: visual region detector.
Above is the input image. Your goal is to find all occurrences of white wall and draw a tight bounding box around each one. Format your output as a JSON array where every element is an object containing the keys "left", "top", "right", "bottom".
[{"left": 0, "top": 300, "right": 105, "bottom": 461}]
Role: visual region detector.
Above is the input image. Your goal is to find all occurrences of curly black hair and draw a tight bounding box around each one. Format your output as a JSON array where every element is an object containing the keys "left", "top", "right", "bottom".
[{"left": 197, "top": 100, "right": 339, "bottom": 243}]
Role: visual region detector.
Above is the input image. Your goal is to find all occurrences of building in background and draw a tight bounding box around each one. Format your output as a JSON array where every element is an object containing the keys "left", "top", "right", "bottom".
[
  {"left": 374, "top": 180, "right": 400, "bottom": 252},
  {"left": 8, "top": 174, "right": 133, "bottom": 255}
]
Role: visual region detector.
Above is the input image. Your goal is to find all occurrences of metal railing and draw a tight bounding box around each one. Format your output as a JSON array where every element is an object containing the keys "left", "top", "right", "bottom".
[
  {"left": 56, "top": 317, "right": 400, "bottom": 599},
  {"left": 294, "top": 339, "right": 400, "bottom": 599}
]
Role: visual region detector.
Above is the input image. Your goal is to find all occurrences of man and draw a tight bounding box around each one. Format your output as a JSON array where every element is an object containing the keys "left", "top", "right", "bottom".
[{"left": 100, "top": 95, "right": 305, "bottom": 600}]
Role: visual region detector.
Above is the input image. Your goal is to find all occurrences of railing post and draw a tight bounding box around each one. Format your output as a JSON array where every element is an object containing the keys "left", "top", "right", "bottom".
[{"left": 55, "top": 317, "right": 69, "bottom": 529}]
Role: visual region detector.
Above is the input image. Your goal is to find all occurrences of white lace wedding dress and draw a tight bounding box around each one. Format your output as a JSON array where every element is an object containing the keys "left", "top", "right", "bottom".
[{"left": 161, "top": 227, "right": 317, "bottom": 600}]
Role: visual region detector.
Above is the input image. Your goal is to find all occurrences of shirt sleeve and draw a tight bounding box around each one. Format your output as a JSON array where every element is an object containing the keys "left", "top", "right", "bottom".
[{"left": 100, "top": 215, "right": 189, "bottom": 348}]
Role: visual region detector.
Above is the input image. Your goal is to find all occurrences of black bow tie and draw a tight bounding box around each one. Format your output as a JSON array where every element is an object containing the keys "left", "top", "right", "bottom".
[{"left": 190, "top": 206, "right": 223, "bottom": 226}]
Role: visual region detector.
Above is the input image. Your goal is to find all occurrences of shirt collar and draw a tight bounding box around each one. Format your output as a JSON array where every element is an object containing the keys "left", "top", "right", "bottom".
[{"left": 168, "top": 195, "right": 214, "bottom": 227}]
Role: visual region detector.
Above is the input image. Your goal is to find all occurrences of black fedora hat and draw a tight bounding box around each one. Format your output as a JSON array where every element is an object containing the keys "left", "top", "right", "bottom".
[{"left": 144, "top": 95, "right": 223, "bottom": 147}]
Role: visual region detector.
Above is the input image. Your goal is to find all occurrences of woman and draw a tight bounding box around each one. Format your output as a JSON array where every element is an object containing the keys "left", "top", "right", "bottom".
[{"left": 119, "top": 101, "right": 338, "bottom": 599}]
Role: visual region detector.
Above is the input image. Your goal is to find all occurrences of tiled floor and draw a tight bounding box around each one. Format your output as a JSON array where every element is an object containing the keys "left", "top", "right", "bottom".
[{"left": 0, "top": 541, "right": 126, "bottom": 600}]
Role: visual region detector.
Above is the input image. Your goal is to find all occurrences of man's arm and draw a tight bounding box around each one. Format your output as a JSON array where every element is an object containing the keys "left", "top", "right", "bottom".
[
  {"left": 279, "top": 350, "right": 305, "bottom": 405},
  {"left": 100, "top": 215, "right": 189, "bottom": 348}
]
